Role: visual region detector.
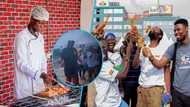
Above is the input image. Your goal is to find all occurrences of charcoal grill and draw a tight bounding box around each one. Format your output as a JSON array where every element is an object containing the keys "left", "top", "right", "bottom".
[{"left": 12, "top": 88, "right": 80, "bottom": 107}]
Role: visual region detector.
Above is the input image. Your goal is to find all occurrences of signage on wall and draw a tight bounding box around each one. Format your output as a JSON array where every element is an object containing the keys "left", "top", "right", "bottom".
[
  {"left": 149, "top": 5, "right": 173, "bottom": 16},
  {"left": 96, "top": 0, "right": 109, "bottom": 7},
  {"left": 149, "top": 6, "right": 160, "bottom": 15},
  {"left": 143, "top": 10, "right": 149, "bottom": 16},
  {"left": 96, "top": 0, "right": 120, "bottom": 7},
  {"left": 109, "top": 2, "right": 120, "bottom": 6},
  {"left": 159, "top": 5, "right": 173, "bottom": 15}
]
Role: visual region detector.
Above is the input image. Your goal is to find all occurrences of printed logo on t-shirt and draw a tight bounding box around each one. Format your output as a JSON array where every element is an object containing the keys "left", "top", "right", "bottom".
[
  {"left": 180, "top": 55, "right": 190, "bottom": 64},
  {"left": 179, "top": 55, "right": 190, "bottom": 69}
]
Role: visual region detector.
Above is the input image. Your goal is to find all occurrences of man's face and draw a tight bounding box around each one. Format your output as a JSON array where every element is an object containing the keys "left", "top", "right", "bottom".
[
  {"left": 153, "top": 27, "right": 163, "bottom": 38},
  {"left": 30, "top": 18, "right": 46, "bottom": 33},
  {"left": 149, "top": 27, "right": 162, "bottom": 40},
  {"left": 174, "top": 24, "right": 188, "bottom": 42},
  {"left": 106, "top": 38, "right": 116, "bottom": 51}
]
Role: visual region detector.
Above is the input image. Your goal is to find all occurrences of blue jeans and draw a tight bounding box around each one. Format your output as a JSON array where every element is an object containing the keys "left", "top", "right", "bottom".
[{"left": 120, "top": 99, "right": 128, "bottom": 107}]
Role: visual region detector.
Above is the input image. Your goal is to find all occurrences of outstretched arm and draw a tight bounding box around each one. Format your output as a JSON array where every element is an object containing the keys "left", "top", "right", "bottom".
[{"left": 143, "top": 47, "right": 169, "bottom": 69}]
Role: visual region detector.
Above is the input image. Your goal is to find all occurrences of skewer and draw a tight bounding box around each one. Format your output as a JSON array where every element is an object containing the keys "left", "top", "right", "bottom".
[
  {"left": 30, "top": 95, "right": 49, "bottom": 101},
  {"left": 22, "top": 88, "right": 49, "bottom": 101}
]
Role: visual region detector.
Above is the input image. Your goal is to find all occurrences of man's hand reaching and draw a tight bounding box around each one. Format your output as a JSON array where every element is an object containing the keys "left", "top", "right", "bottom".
[{"left": 40, "top": 72, "right": 53, "bottom": 87}]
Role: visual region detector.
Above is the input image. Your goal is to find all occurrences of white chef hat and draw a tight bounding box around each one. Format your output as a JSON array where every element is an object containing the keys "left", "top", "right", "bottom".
[{"left": 31, "top": 6, "right": 49, "bottom": 21}]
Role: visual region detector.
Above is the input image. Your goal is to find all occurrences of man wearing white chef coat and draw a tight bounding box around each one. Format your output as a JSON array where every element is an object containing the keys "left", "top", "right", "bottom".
[{"left": 14, "top": 6, "right": 52, "bottom": 99}]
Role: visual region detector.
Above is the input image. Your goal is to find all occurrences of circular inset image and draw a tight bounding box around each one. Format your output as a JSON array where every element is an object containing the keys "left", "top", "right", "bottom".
[{"left": 52, "top": 30, "right": 102, "bottom": 87}]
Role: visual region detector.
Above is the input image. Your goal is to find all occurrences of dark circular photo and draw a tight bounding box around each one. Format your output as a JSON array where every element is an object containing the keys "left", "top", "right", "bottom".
[{"left": 52, "top": 30, "right": 102, "bottom": 87}]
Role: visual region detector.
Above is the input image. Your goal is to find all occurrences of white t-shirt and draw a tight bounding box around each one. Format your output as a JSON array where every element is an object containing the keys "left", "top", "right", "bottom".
[
  {"left": 139, "top": 46, "right": 165, "bottom": 87},
  {"left": 94, "top": 51, "right": 122, "bottom": 107},
  {"left": 139, "top": 33, "right": 173, "bottom": 87}
]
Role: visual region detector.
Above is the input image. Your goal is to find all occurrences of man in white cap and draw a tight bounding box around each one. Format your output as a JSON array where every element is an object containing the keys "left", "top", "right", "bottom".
[{"left": 14, "top": 6, "right": 52, "bottom": 99}]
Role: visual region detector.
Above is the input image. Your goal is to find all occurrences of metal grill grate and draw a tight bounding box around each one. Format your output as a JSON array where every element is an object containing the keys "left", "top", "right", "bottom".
[{"left": 12, "top": 89, "right": 80, "bottom": 107}]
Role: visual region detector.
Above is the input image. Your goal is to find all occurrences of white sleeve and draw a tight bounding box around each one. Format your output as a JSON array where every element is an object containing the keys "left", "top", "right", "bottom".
[
  {"left": 40, "top": 36, "right": 47, "bottom": 73},
  {"left": 15, "top": 35, "right": 41, "bottom": 80},
  {"left": 98, "top": 61, "right": 118, "bottom": 82}
]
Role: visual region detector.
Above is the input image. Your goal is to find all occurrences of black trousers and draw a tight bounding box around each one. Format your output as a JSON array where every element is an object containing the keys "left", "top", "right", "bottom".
[
  {"left": 172, "top": 89, "right": 190, "bottom": 107},
  {"left": 123, "top": 86, "right": 138, "bottom": 107}
]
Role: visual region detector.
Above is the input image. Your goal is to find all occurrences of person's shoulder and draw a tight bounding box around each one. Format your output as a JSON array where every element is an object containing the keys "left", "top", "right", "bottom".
[
  {"left": 15, "top": 28, "right": 29, "bottom": 41},
  {"left": 165, "top": 42, "right": 175, "bottom": 55},
  {"left": 187, "top": 41, "right": 190, "bottom": 48},
  {"left": 15, "top": 28, "right": 29, "bottom": 39},
  {"left": 38, "top": 33, "right": 45, "bottom": 39},
  {"left": 168, "top": 42, "right": 176, "bottom": 49}
]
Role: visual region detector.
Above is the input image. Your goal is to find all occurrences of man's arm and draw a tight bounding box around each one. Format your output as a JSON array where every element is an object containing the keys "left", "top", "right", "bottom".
[
  {"left": 116, "top": 41, "right": 134, "bottom": 79},
  {"left": 143, "top": 47, "right": 169, "bottom": 69},
  {"left": 132, "top": 47, "right": 141, "bottom": 68},
  {"left": 149, "top": 54, "right": 169, "bottom": 69},
  {"left": 15, "top": 35, "right": 43, "bottom": 80},
  {"left": 161, "top": 63, "right": 172, "bottom": 105},
  {"left": 164, "top": 64, "right": 171, "bottom": 93},
  {"left": 116, "top": 58, "right": 129, "bottom": 80},
  {"left": 15, "top": 35, "right": 52, "bottom": 85}
]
